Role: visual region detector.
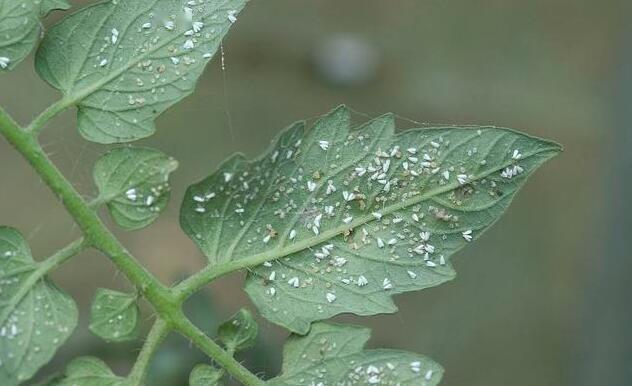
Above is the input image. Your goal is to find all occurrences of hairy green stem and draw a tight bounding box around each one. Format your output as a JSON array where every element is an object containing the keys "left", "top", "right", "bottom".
[
  {"left": 171, "top": 315, "right": 264, "bottom": 386},
  {"left": 0, "top": 106, "right": 263, "bottom": 386},
  {"left": 26, "top": 97, "right": 73, "bottom": 136},
  {"left": 39, "top": 237, "right": 88, "bottom": 272},
  {"left": 128, "top": 318, "right": 170, "bottom": 386},
  {"left": 0, "top": 116, "right": 174, "bottom": 310}
]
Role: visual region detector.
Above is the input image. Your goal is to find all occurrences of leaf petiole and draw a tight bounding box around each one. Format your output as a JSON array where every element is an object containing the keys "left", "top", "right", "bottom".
[{"left": 127, "top": 318, "right": 171, "bottom": 386}]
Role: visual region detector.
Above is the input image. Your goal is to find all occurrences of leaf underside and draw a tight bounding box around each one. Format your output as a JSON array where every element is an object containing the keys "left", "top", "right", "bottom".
[
  {"left": 181, "top": 105, "right": 561, "bottom": 333},
  {"left": 89, "top": 288, "right": 139, "bottom": 343},
  {"left": 52, "top": 356, "right": 125, "bottom": 386},
  {"left": 217, "top": 308, "right": 258, "bottom": 352},
  {"left": 0, "top": 0, "right": 69, "bottom": 73},
  {"left": 268, "top": 322, "right": 443, "bottom": 385},
  {"left": 190, "top": 364, "right": 223, "bottom": 386},
  {"left": 35, "top": 0, "right": 248, "bottom": 143},
  {"left": 0, "top": 227, "right": 78, "bottom": 386},
  {"left": 93, "top": 146, "right": 178, "bottom": 230}
]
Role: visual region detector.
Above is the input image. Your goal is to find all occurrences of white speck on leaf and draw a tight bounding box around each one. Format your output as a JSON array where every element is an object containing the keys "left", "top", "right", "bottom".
[
  {"left": 288, "top": 277, "right": 299, "bottom": 288},
  {"left": 111, "top": 28, "right": 119, "bottom": 44},
  {"left": 183, "top": 39, "right": 195, "bottom": 50},
  {"left": 192, "top": 21, "right": 204, "bottom": 33},
  {"left": 0, "top": 57, "right": 11, "bottom": 69},
  {"left": 227, "top": 10, "right": 238, "bottom": 23}
]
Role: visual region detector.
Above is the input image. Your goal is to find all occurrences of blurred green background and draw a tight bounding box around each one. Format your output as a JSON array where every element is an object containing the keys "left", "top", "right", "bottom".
[{"left": 1, "top": 0, "right": 630, "bottom": 385}]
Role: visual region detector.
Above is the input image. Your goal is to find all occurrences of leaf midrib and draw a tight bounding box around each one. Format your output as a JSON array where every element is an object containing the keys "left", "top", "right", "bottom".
[
  {"left": 0, "top": 265, "right": 44, "bottom": 327},
  {"left": 227, "top": 147, "right": 556, "bottom": 269},
  {"left": 272, "top": 117, "right": 391, "bottom": 255}
]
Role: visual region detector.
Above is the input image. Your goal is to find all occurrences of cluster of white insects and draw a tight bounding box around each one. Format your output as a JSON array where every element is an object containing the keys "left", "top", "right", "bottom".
[
  {"left": 124, "top": 182, "right": 169, "bottom": 212},
  {"left": 179, "top": 113, "right": 529, "bottom": 319},
  {"left": 95, "top": 2, "right": 238, "bottom": 67},
  {"left": 296, "top": 332, "right": 437, "bottom": 385},
  {"left": 338, "top": 361, "right": 434, "bottom": 385},
  {"left": 90, "top": 1, "right": 239, "bottom": 117},
  {"left": 0, "top": 1, "right": 559, "bottom": 384}
]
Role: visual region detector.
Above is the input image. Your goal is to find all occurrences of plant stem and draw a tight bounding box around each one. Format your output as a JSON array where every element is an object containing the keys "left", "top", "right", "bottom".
[
  {"left": 39, "top": 238, "right": 88, "bottom": 272},
  {"left": 128, "top": 318, "right": 170, "bottom": 386},
  {"left": 171, "top": 316, "right": 265, "bottom": 386},
  {"left": 1, "top": 121, "right": 174, "bottom": 310},
  {"left": 0, "top": 106, "right": 263, "bottom": 386},
  {"left": 26, "top": 98, "right": 72, "bottom": 136}
]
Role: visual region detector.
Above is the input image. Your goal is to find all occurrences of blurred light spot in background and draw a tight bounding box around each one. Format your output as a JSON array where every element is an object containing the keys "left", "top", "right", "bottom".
[{"left": 312, "top": 35, "right": 380, "bottom": 86}]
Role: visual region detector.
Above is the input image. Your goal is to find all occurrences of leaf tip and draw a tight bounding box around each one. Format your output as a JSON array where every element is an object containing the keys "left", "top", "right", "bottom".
[
  {"left": 328, "top": 104, "right": 351, "bottom": 120},
  {"left": 166, "top": 157, "right": 179, "bottom": 173},
  {"left": 537, "top": 138, "right": 564, "bottom": 160}
]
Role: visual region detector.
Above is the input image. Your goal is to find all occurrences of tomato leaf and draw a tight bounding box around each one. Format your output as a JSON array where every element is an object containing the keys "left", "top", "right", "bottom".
[
  {"left": 190, "top": 364, "right": 223, "bottom": 386},
  {"left": 89, "top": 288, "right": 139, "bottom": 343},
  {"left": 0, "top": 227, "right": 78, "bottom": 385},
  {"left": 35, "top": 0, "right": 248, "bottom": 143},
  {"left": 181, "top": 106, "right": 561, "bottom": 333},
  {"left": 93, "top": 146, "right": 177, "bottom": 230},
  {"left": 0, "top": 0, "right": 69, "bottom": 73},
  {"left": 269, "top": 322, "right": 443, "bottom": 386},
  {"left": 217, "top": 308, "right": 258, "bottom": 353}
]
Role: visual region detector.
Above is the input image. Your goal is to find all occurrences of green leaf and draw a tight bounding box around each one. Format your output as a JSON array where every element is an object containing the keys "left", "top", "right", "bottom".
[
  {"left": 190, "top": 364, "right": 223, "bottom": 386},
  {"left": 180, "top": 106, "right": 561, "bottom": 333},
  {"left": 0, "top": 226, "right": 78, "bottom": 386},
  {"left": 35, "top": 0, "right": 248, "bottom": 143},
  {"left": 93, "top": 146, "right": 177, "bottom": 230},
  {"left": 217, "top": 308, "right": 258, "bottom": 352},
  {"left": 268, "top": 322, "right": 443, "bottom": 386},
  {"left": 89, "top": 288, "right": 139, "bottom": 343},
  {"left": 0, "top": 0, "right": 69, "bottom": 73},
  {"left": 55, "top": 356, "right": 125, "bottom": 386}
]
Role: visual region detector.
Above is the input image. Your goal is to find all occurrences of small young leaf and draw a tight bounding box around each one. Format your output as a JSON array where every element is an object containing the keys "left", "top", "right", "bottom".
[
  {"left": 93, "top": 146, "right": 178, "bottom": 230},
  {"left": 217, "top": 308, "right": 258, "bottom": 352},
  {"left": 35, "top": 0, "right": 248, "bottom": 143},
  {"left": 0, "top": 227, "right": 78, "bottom": 386},
  {"left": 55, "top": 356, "right": 125, "bottom": 386},
  {"left": 190, "top": 364, "right": 223, "bottom": 386},
  {"left": 89, "top": 288, "right": 139, "bottom": 343},
  {"left": 269, "top": 322, "right": 443, "bottom": 385},
  {"left": 180, "top": 106, "right": 561, "bottom": 333},
  {"left": 0, "top": 0, "right": 69, "bottom": 73}
]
